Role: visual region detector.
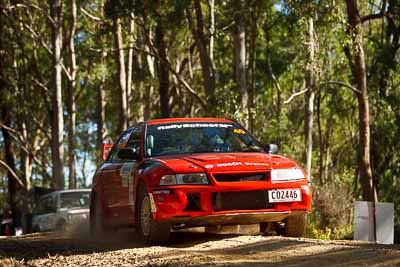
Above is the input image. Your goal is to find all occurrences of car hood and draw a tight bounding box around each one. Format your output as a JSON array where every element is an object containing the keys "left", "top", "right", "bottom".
[{"left": 154, "top": 152, "right": 298, "bottom": 173}]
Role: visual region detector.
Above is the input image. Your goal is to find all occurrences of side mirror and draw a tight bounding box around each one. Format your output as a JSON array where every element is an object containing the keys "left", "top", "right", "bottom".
[
  {"left": 102, "top": 143, "right": 113, "bottom": 161},
  {"left": 264, "top": 144, "right": 278, "bottom": 154},
  {"left": 118, "top": 147, "right": 139, "bottom": 160}
]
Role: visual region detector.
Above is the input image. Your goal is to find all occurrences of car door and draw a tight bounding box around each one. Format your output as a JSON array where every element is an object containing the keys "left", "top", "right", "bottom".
[
  {"left": 35, "top": 194, "right": 57, "bottom": 231},
  {"left": 122, "top": 127, "right": 143, "bottom": 224},
  {"left": 100, "top": 129, "right": 133, "bottom": 225},
  {"left": 100, "top": 126, "right": 142, "bottom": 226}
]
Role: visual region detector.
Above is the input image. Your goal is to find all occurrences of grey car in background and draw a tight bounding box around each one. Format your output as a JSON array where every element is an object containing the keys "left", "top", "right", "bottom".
[{"left": 32, "top": 189, "right": 90, "bottom": 232}]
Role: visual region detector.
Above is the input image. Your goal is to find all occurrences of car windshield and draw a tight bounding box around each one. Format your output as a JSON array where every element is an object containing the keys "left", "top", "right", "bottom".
[
  {"left": 60, "top": 191, "right": 90, "bottom": 209},
  {"left": 145, "top": 122, "right": 263, "bottom": 157}
]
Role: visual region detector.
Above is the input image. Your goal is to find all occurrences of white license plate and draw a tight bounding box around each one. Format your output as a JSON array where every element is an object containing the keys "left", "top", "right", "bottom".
[{"left": 268, "top": 189, "right": 301, "bottom": 203}]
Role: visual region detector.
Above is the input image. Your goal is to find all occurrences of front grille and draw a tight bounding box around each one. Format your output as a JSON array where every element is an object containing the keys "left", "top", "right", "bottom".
[
  {"left": 212, "top": 190, "right": 274, "bottom": 211},
  {"left": 213, "top": 172, "right": 267, "bottom": 182}
]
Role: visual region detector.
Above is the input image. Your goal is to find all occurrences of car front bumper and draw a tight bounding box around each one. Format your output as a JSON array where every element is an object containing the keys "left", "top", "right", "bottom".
[{"left": 149, "top": 182, "right": 312, "bottom": 226}]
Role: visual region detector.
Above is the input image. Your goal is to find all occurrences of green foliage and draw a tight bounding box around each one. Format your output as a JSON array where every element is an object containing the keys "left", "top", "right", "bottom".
[
  {"left": 104, "top": 0, "right": 133, "bottom": 19},
  {"left": 309, "top": 224, "right": 353, "bottom": 240}
]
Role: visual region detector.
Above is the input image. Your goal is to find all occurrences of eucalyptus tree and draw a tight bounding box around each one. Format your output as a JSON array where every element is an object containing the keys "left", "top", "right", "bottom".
[
  {"left": 104, "top": 0, "right": 130, "bottom": 134},
  {"left": 233, "top": 0, "right": 247, "bottom": 126},
  {"left": 186, "top": 0, "right": 217, "bottom": 115},
  {"left": 66, "top": 0, "right": 78, "bottom": 188},
  {"left": 49, "top": 0, "right": 65, "bottom": 190},
  {"left": 343, "top": 0, "right": 392, "bottom": 202}
]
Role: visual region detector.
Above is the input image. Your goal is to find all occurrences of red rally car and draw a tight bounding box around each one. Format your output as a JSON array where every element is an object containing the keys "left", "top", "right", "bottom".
[{"left": 90, "top": 118, "right": 312, "bottom": 244}]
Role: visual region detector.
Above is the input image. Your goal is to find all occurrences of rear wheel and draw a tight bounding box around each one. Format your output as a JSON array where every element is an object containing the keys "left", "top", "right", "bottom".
[
  {"left": 90, "top": 196, "right": 108, "bottom": 238},
  {"left": 259, "top": 222, "right": 270, "bottom": 234},
  {"left": 136, "top": 184, "right": 170, "bottom": 244},
  {"left": 284, "top": 213, "right": 307, "bottom": 237}
]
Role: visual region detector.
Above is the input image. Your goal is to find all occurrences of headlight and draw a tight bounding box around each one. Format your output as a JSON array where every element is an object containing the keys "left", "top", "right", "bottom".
[
  {"left": 160, "top": 173, "right": 209, "bottom": 185},
  {"left": 270, "top": 169, "right": 305, "bottom": 182}
]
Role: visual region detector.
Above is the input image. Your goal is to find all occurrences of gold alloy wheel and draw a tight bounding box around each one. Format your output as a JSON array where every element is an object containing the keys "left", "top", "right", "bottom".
[{"left": 141, "top": 196, "right": 152, "bottom": 236}]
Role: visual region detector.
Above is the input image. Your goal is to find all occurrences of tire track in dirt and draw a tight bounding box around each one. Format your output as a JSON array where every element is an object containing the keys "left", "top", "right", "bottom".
[{"left": 0, "top": 230, "right": 399, "bottom": 266}]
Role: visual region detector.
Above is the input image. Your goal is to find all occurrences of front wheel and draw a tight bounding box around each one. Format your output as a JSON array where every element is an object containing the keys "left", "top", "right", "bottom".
[
  {"left": 284, "top": 213, "right": 307, "bottom": 237},
  {"left": 137, "top": 185, "right": 170, "bottom": 244}
]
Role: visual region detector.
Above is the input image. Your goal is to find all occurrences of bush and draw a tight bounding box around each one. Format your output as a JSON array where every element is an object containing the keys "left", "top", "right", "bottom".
[
  {"left": 309, "top": 225, "right": 353, "bottom": 240},
  {"left": 314, "top": 181, "right": 353, "bottom": 229},
  {"left": 307, "top": 178, "right": 354, "bottom": 240}
]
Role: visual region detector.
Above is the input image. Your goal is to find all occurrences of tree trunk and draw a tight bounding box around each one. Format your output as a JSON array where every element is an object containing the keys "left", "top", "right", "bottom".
[
  {"left": 18, "top": 120, "right": 33, "bottom": 231},
  {"left": 97, "top": 46, "right": 108, "bottom": 158},
  {"left": 317, "top": 92, "right": 324, "bottom": 184},
  {"left": 96, "top": 1, "right": 108, "bottom": 160},
  {"left": 155, "top": 23, "right": 170, "bottom": 118},
  {"left": 208, "top": 0, "right": 215, "bottom": 63},
  {"left": 126, "top": 12, "right": 135, "bottom": 124},
  {"left": 114, "top": 17, "right": 128, "bottom": 133},
  {"left": 248, "top": 1, "right": 259, "bottom": 132},
  {"left": 67, "top": 0, "right": 77, "bottom": 189},
  {"left": 233, "top": 0, "right": 247, "bottom": 123},
  {"left": 144, "top": 43, "right": 155, "bottom": 121},
  {"left": 345, "top": 0, "right": 377, "bottom": 202},
  {"left": 264, "top": 22, "right": 282, "bottom": 144},
  {"left": 304, "top": 17, "right": 315, "bottom": 179},
  {"left": 49, "top": 0, "right": 64, "bottom": 190},
  {"left": 81, "top": 129, "right": 89, "bottom": 187},
  {"left": 20, "top": 121, "right": 32, "bottom": 190},
  {"left": 187, "top": 0, "right": 216, "bottom": 114}
]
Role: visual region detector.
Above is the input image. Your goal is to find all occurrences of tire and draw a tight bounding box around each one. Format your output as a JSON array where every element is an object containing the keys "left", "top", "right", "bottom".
[
  {"left": 259, "top": 222, "right": 269, "bottom": 234},
  {"left": 284, "top": 213, "right": 307, "bottom": 237},
  {"left": 136, "top": 184, "right": 170, "bottom": 245},
  {"left": 90, "top": 196, "right": 108, "bottom": 238}
]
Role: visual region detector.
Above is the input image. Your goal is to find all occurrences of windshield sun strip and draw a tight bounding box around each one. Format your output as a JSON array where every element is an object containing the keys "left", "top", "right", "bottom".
[{"left": 145, "top": 122, "right": 263, "bottom": 157}]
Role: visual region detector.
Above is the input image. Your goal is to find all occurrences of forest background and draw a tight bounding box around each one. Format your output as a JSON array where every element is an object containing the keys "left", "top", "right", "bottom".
[{"left": 0, "top": 0, "right": 399, "bottom": 238}]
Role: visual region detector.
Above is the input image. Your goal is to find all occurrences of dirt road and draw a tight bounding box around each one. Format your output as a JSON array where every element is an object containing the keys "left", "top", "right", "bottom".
[{"left": 0, "top": 228, "right": 399, "bottom": 267}]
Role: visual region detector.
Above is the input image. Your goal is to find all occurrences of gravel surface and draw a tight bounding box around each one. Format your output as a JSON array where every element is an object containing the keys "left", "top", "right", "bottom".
[{"left": 0, "top": 227, "right": 399, "bottom": 267}]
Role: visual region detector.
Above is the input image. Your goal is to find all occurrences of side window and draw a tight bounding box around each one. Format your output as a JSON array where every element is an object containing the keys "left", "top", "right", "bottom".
[
  {"left": 50, "top": 195, "right": 58, "bottom": 212},
  {"left": 36, "top": 198, "right": 47, "bottom": 215},
  {"left": 109, "top": 127, "right": 141, "bottom": 162},
  {"left": 126, "top": 127, "right": 142, "bottom": 155},
  {"left": 37, "top": 196, "right": 57, "bottom": 214},
  {"left": 109, "top": 129, "right": 133, "bottom": 162}
]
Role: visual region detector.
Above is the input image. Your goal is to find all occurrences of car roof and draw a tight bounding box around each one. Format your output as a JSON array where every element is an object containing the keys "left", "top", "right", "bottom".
[
  {"left": 40, "top": 189, "right": 91, "bottom": 199},
  {"left": 146, "top": 117, "right": 234, "bottom": 125}
]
